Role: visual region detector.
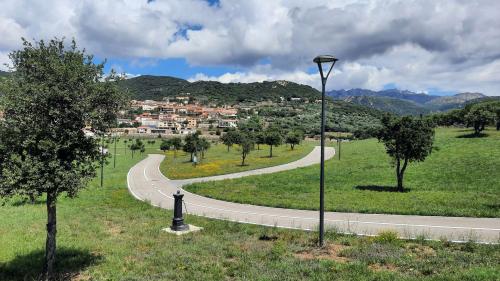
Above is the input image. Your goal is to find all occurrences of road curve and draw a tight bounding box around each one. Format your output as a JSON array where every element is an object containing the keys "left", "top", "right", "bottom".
[{"left": 127, "top": 146, "right": 500, "bottom": 243}]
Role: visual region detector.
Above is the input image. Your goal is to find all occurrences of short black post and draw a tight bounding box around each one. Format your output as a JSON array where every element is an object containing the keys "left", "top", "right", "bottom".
[{"left": 171, "top": 190, "right": 189, "bottom": 231}]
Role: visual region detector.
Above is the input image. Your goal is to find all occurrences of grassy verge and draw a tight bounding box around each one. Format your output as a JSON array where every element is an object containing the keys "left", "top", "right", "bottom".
[
  {"left": 1, "top": 150, "right": 499, "bottom": 280},
  {"left": 186, "top": 127, "right": 500, "bottom": 217},
  {"left": 160, "top": 141, "right": 316, "bottom": 179}
]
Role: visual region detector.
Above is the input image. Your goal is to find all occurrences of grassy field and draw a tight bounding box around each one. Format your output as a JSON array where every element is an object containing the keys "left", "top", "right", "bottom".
[
  {"left": 1, "top": 144, "right": 499, "bottom": 280},
  {"left": 160, "top": 141, "right": 316, "bottom": 179},
  {"left": 186, "top": 127, "right": 500, "bottom": 217}
]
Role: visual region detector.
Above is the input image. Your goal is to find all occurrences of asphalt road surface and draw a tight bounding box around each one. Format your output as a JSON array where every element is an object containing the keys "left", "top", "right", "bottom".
[{"left": 127, "top": 146, "right": 500, "bottom": 243}]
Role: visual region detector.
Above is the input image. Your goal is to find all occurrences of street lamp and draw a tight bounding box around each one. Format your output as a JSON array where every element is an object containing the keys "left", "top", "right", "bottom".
[{"left": 313, "top": 55, "right": 338, "bottom": 247}]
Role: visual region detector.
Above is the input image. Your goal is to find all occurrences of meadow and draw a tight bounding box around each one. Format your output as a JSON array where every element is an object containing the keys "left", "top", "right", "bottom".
[
  {"left": 186, "top": 127, "right": 500, "bottom": 217},
  {"left": 1, "top": 140, "right": 498, "bottom": 280},
  {"left": 160, "top": 140, "right": 316, "bottom": 179}
]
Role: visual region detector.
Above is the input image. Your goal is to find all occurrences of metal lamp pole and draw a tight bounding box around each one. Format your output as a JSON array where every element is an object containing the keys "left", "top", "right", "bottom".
[{"left": 313, "top": 55, "right": 338, "bottom": 247}]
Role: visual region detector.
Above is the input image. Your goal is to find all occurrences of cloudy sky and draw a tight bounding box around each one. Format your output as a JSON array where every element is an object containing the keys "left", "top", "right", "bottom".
[{"left": 1, "top": 0, "right": 499, "bottom": 95}]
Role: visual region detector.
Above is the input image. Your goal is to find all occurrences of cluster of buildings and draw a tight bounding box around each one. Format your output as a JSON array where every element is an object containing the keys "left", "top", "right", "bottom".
[{"left": 116, "top": 99, "right": 239, "bottom": 135}]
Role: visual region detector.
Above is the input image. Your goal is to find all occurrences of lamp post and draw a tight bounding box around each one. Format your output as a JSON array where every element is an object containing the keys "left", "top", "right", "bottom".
[{"left": 313, "top": 55, "right": 338, "bottom": 247}]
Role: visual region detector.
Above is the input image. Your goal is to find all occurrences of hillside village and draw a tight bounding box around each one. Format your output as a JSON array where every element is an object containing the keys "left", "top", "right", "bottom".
[{"left": 115, "top": 96, "right": 240, "bottom": 135}]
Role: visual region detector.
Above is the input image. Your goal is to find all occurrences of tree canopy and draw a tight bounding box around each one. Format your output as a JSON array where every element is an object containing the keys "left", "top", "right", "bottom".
[
  {"left": 377, "top": 116, "right": 434, "bottom": 192},
  {"left": 0, "top": 38, "right": 124, "bottom": 279}
]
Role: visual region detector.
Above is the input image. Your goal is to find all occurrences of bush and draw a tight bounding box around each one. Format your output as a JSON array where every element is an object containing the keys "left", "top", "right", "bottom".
[{"left": 374, "top": 230, "right": 400, "bottom": 245}]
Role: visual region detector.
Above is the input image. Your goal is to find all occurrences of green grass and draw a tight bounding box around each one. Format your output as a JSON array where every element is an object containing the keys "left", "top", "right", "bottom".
[
  {"left": 160, "top": 141, "right": 316, "bottom": 179},
  {"left": 1, "top": 147, "right": 499, "bottom": 280},
  {"left": 186, "top": 127, "right": 500, "bottom": 217}
]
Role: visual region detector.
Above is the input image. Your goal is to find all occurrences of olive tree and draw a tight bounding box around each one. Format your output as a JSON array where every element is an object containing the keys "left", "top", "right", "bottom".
[
  {"left": 170, "top": 137, "right": 183, "bottom": 158},
  {"left": 377, "top": 116, "right": 434, "bottom": 192},
  {"left": 0, "top": 38, "right": 123, "bottom": 279},
  {"left": 237, "top": 133, "right": 255, "bottom": 166},
  {"left": 465, "top": 105, "right": 496, "bottom": 135},
  {"left": 264, "top": 130, "right": 283, "bottom": 158},
  {"left": 285, "top": 130, "right": 304, "bottom": 150}
]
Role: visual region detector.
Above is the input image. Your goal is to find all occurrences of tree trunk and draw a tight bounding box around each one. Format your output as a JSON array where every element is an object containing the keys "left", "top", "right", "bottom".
[
  {"left": 396, "top": 158, "right": 409, "bottom": 192},
  {"left": 227, "top": 145, "right": 230, "bottom": 152},
  {"left": 269, "top": 145, "right": 273, "bottom": 157},
  {"left": 257, "top": 143, "right": 260, "bottom": 150},
  {"left": 291, "top": 144, "right": 295, "bottom": 150},
  {"left": 174, "top": 149, "right": 177, "bottom": 158},
  {"left": 190, "top": 152, "right": 194, "bottom": 162},
  {"left": 241, "top": 154, "right": 246, "bottom": 166},
  {"left": 43, "top": 191, "right": 57, "bottom": 280}
]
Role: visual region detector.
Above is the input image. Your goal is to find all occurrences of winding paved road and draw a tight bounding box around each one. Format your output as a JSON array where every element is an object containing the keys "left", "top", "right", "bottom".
[{"left": 127, "top": 146, "right": 500, "bottom": 243}]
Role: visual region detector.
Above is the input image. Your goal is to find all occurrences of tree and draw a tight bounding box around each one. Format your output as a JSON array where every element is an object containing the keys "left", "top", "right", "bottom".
[
  {"left": 236, "top": 133, "right": 255, "bottom": 166},
  {"left": 264, "top": 130, "right": 283, "bottom": 157},
  {"left": 465, "top": 105, "right": 496, "bottom": 135},
  {"left": 170, "top": 137, "right": 183, "bottom": 158},
  {"left": 377, "top": 116, "right": 434, "bottom": 192},
  {"left": 255, "top": 131, "right": 266, "bottom": 150},
  {"left": 198, "top": 138, "right": 211, "bottom": 159},
  {"left": 221, "top": 130, "right": 239, "bottom": 152},
  {"left": 183, "top": 132, "right": 200, "bottom": 162},
  {"left": 130, "top": 139, "right": 144, "bottom": 158},
  {"left": 0, "top": 38, "right": 123, "bottom": 279},
  {"left": 160, "top": 139, "right": 171, "bottom": 154},
  {"left": 285, "top": 130, "right": 304, "bottom": 150}
]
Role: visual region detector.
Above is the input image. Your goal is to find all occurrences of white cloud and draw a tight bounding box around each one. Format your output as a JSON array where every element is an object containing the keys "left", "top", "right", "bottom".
[{"left": 0, "top": 0, "right": 499, "bottom": 95}]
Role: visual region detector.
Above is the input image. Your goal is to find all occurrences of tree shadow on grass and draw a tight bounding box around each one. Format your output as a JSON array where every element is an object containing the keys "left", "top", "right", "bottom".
[
  {"left": 10, "top": 198, "right": 46, "bottom": 207},
  {"left": 0, "top": 247, "right": 101, "bottom": 281},
  {"left": 354, "top": 185, "right": 411, "bottom": 193},
  {"left": 456, "top": 133, "right": 489, "bottom": 138}
]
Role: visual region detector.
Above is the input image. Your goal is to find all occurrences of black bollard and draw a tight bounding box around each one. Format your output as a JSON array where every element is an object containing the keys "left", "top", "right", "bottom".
[{"left": 171, "top": 190, "right": 189, "bottom": 231}]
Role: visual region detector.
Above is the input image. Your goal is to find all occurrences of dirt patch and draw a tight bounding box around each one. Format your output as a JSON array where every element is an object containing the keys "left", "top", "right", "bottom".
[
  {"left": 294, "top": 243, "right": 350, "bottom": 263},
  {"left": 104, "top": 220, "right": 123, "bottom": 236},
  {"left": 368, "top": 263, "right": 397, "bottom": 272},
  {"left": 406, "top": 244, "right": 436, "bottom": 259}
]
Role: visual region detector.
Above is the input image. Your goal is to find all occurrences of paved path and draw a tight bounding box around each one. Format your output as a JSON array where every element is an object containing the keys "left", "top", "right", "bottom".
[{"left": 127, "top": 146, "right": 500, "bottom": 243}]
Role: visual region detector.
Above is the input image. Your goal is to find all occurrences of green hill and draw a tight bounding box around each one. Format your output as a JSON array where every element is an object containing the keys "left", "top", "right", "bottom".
[
  {"left": 118, "top": 75, "right": 322, "bottom": 103},
  {"left": 340, "top": 95, "right": 430, "bottom": 116}
]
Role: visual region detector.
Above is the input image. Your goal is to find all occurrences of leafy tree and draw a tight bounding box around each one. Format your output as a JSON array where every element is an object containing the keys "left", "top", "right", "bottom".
[
  {"left": 465, "top": 105, "right": 496, "bottom": 135},
  {"left": 183, "top": 132, "right": 200, "bottom": 162},
  {"left": 255, "top": 131, "right": 266, "bottom": 150},
  {"left": 285, "top": 130, "right": 304, "bottom": 150},
  {"left": 236, "top": 133, "right": 255, "bottom": 166},
  {"left": 160, "top": 139, "right": 171, "bottom": 154},
  {"left": 377, "top": 116, "right": 434, "bottom": 192},
  {"left": 220, "top": 130, "right": 240, "bottom": 152},
  {"left": 170, "top": 137, "right": 183, "bottom": 158},
  {"left": 198, "top": 138, "right": 211, "bottom": 159},
  {"left": 0, "top": 38, "right": 123, "bottom": 279},
  {"left": 130, "top": 139, "right": 144, "bottom": 158},
  {"left": 239, "top": 115, "right": 263, "bottom": 133},
  {"left": 264, "top": 130, "right": 283, "bottom": 157}
]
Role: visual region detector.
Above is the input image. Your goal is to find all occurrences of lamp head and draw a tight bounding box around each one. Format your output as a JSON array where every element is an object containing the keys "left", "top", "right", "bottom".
[{"left": 313, "top": 55, "right": 338, "bottom": 64}]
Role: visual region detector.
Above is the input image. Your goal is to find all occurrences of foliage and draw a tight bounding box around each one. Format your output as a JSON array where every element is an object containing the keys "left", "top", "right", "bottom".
[
  {"left": 117, "top": 75, "right": 322, "bottom": 103},
  {"left": 377, "top": 116, "right": 435, "bottom": 191},
  {"left": 160, "top": 139, "right": 171, "bottom": 153},
  {"left": 264, "top": 129, "right": 283, "bottom": 157},
  {"left": 182, "top": 132, "right": 210, "bottom": 163},
  {"left": 235, "top": 132, "right": 255, "bottom": 166},
  {"left": 129, "top": 139, "right": 145, "bottom": 158},
  {"left": 169, "top": 137, "right": 183, "bottom": 158},
  {"left": 464, "top": 104, "right": 496, "bottom": 135},
  {"left": 0, "top": 38, "right": 123, "bottom": 279},
  {"left": 220, "top": 130, "right": 240, "bottom": 152},
  {"left": 285, "top": 130, "right": 304, "bottom": 150}
]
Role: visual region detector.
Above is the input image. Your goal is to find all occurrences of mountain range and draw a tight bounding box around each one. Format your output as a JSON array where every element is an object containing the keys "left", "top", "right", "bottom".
[{"left": 327, "top": 89, "right": 486, "bottom": 115}]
